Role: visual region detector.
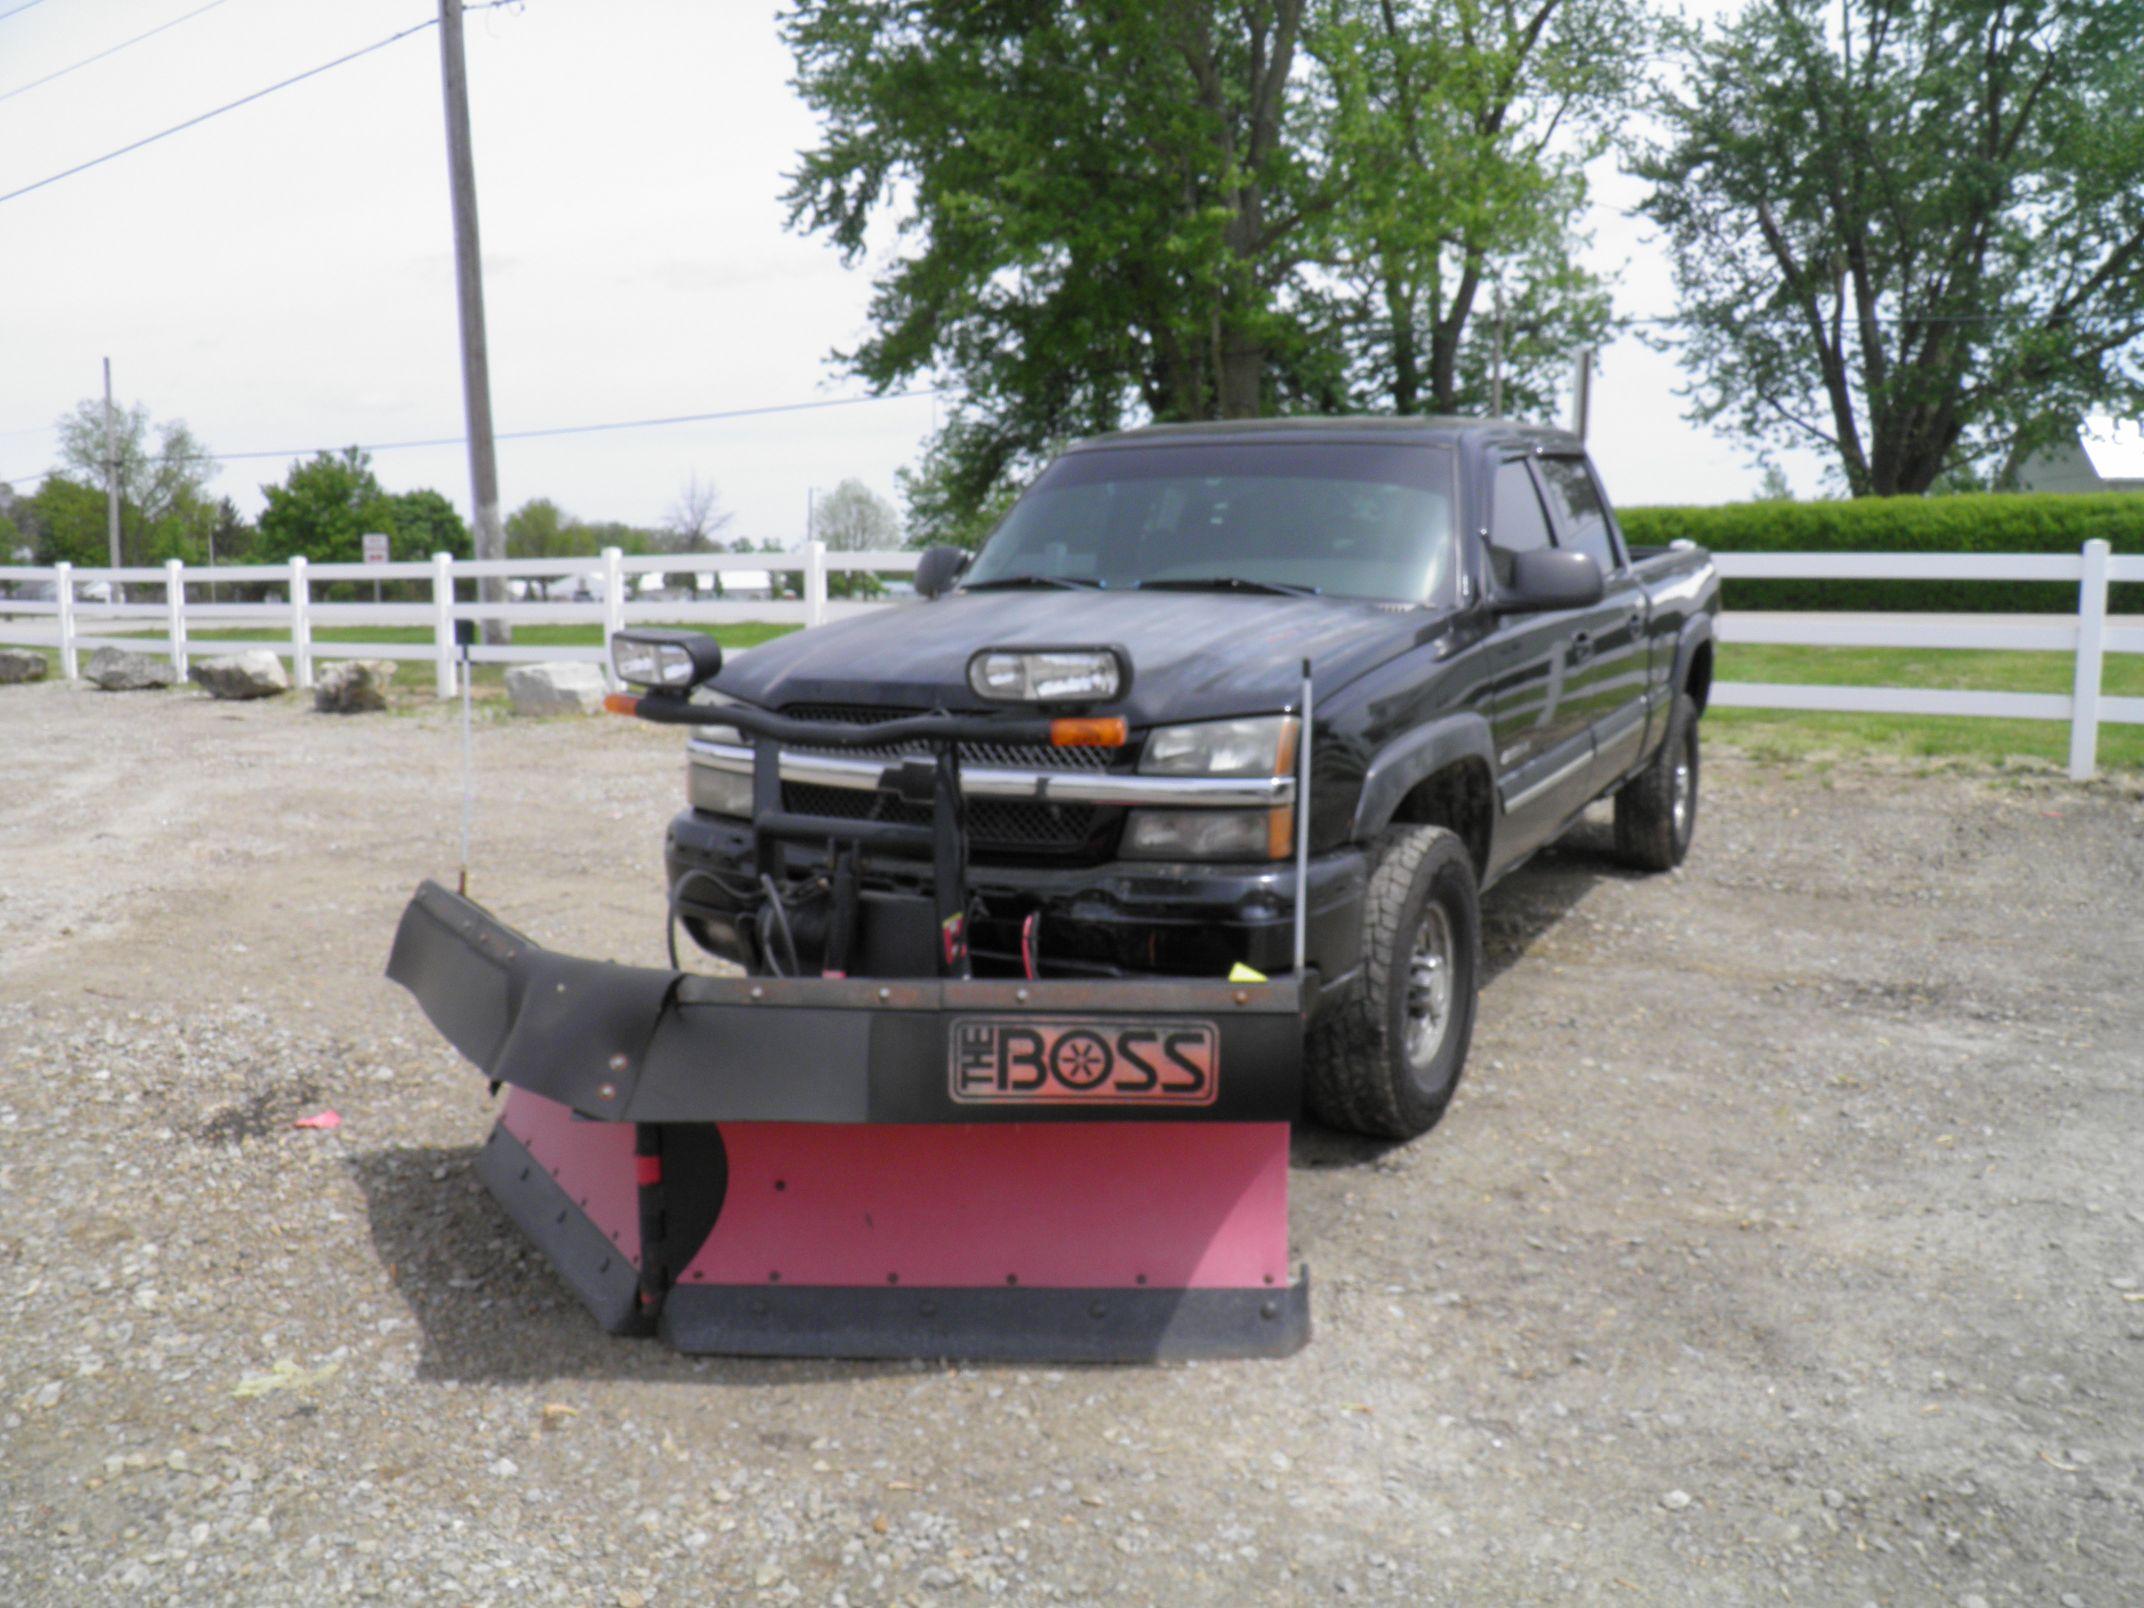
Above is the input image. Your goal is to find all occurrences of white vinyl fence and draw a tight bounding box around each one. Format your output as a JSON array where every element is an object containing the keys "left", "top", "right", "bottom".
[{"left": 1, "top": 538, "right": 2138, "bottom": 779}]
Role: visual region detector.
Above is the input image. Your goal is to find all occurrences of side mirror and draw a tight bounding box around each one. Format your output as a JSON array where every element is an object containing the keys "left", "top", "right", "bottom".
[
  {"left": 611, "top": 628, "right": 723, "bottom": 691},
  {"left": 913, "top": 545, "right": 972, "bottom": 599},
  {"left": 1494, "top": 548, "right": 1604, "bottom": 614}
]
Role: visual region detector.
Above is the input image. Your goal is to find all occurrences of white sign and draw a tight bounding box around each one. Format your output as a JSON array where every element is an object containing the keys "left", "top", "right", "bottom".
[{"left": 361, "top": 533, "right": 390, "bottom": 564}]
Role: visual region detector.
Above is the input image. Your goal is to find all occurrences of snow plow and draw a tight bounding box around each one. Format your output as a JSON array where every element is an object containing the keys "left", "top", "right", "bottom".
[{"left": 387, "top": 629, "right": 1312, "bottom": 1361}]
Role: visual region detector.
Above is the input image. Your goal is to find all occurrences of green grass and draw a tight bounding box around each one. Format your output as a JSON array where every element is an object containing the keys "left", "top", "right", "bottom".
[{"left": 1711, "top": 642, "right": 2144, "bottom": 772}]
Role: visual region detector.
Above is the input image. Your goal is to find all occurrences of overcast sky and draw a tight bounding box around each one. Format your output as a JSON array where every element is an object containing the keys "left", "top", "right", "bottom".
[{"left": 0, "top": 0, "right": 1804, "bottom": 545}]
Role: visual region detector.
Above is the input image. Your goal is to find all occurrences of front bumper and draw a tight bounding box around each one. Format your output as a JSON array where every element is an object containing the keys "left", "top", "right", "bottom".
[{"left": 666, "top": 809, "right": 1368, "bottom": 986}]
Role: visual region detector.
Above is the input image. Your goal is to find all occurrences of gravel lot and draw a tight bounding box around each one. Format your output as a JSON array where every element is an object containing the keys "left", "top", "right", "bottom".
[{"left": 2, "top": 676, "right": 2141, "bottom": 1606}]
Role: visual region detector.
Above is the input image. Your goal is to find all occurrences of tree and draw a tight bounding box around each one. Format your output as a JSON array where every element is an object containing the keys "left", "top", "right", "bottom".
[
  {"left": 21, "top": 477, "right": 109, "bottom": 567},
  {"left": 784, "top": 1, "right": 1640, "bottom": 526},
  {"left": 256, "top": 449, "right": 470, "bottom": 570},
  {"left": 1637, "top": 0, "right": 2144, "bottom": 496},
  {"left": 812, "top": 478, "right": 901, "bottom": 551},
  {"left": 1310, "top": 0, "right": 1645, "bottom": 417},
  {"left": 662, "top": 474, "right": 735, "bottom": 553},
  {"left": 54, "top": 398, "right": 215, "bottom": 568}
]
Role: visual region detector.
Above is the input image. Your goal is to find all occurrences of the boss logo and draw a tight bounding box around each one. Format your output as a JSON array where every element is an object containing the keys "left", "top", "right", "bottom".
[{"left": 949, "top": 1018, "right": 1219, "bottom": 1105}]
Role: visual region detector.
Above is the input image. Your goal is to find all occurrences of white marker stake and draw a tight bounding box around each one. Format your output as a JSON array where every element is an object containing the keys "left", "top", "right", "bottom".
[{"left": 458, "top": 636, "right": 475, "bottom": 896}]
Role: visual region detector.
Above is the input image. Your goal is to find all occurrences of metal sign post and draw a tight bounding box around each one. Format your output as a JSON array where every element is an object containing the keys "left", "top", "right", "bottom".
[
  {"left": 455, "top": 617, "right": 477, "bottom": 896},
  {"left": 362, "top": 532, "right": 390, "bottom": 605}
]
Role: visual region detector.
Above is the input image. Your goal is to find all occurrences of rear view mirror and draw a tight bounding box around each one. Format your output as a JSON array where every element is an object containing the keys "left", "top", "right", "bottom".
[
  {"left": 1494, "top": 548, "right": 1604, "bottom": 614},
  {"left": 914, "top": 545, "right": 972, "bottom": 599}
]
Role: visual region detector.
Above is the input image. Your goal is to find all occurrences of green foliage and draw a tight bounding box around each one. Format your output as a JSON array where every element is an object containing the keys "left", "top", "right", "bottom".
[
  {"left": 1636, "top": 0, "right": 2144, "bottom": 496},
  {"left": 53, "top": 397, "right": 217, "bottom": 567},
  {"left": 256, "top": 449, "right": 470, "bottom": 566},
  {"left": 23, "top": 476, "right": 110, "bottom": 566},
  {"left": 784, "top": 0, "right": 1636, "bottom": 526},
  {"left": 1621, "top": 492, "right": 2144, "bottom": 611}
]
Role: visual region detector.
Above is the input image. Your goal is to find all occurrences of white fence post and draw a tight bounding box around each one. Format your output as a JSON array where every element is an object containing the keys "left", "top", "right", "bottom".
[
  {"left": 54, "top": 561, "right": 77, "bottom": 679},
  {"left": 164, "top": 558, "right": 188, "bottom": 678},
  {"left": 289, "top": 555, "right": 314, "bottom": 690},
  {"left": 804, "top": 539, "right": 829, "bottom": 628},
  {"left": 2068, "top": 538, "right": 2111, "bottom": 781},
  {"left": 432, "top": 552, "right": 457, "bottom": 699},
  {"left": 601, "top": 546, "right": 625, "bottom": 688}
]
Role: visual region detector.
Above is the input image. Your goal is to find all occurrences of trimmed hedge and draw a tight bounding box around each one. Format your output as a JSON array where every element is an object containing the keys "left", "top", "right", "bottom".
[{"left": 1619, "top": 492, "right": 2144, "bottom": 613}]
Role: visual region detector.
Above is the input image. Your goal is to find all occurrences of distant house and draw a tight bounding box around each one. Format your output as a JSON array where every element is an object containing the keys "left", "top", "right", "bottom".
[{"left": 2017, "top": 416, "right": 2144, "bottom": 494}]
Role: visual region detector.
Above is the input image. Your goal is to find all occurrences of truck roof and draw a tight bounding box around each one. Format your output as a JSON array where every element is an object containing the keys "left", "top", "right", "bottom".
[{"left": 1063, "top": 414, "right": 1583, "bottom": 456}]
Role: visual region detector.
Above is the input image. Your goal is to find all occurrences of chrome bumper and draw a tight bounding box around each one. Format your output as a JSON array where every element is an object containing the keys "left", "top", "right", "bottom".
[{"left": 685, "top": 737, "right": 1295, "bottom": 809}]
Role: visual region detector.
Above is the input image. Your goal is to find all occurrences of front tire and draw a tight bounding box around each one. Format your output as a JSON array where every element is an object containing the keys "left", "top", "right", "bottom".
[
  {"left": 1306, "top": 825, "right": 1481, "bottom": 1140},
  {"left": 1614, "top": 692, "right": 1700, "bottom": 872}
]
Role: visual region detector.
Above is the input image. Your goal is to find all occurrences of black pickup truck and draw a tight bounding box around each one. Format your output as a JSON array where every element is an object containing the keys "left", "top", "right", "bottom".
[{"left": 665, "top": 416, "right": 1718, "bottom": 1139}]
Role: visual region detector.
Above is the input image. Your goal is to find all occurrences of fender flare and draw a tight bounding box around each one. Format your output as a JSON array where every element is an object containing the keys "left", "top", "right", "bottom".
[
  {"left": 1670, "top": 613, "right": 1716, "bottom": 709},
  {"left": 1348, "top": 711, "right": 1498, "bottom": 842}
]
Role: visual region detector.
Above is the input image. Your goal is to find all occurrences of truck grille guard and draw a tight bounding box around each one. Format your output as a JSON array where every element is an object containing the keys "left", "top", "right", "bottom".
[{"left": 386, "top": 668, "right": 1318, "bottom": 1361}]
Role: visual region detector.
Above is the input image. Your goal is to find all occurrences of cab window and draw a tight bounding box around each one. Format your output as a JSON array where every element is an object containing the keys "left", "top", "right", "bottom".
[
  {"left": 1535, "top": 456, "right": 1619, "bottom": 573},
  {"left": 1487, "top": 459, "right": 1552, "bottom": 588}
]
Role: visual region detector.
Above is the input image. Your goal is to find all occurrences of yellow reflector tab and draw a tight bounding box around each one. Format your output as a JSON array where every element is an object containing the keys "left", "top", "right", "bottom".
[
  {"left": 1227, "top": 962, "right": 1268, "bottom": 984},
  {"left": 1049, "top": 716, "right": 1128, "bottom": 748}
]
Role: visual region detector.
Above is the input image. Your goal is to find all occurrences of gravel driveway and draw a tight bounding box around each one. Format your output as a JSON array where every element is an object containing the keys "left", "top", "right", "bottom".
[{"left": 2, "top": 678, "right": 2140, "bottom": 1605}]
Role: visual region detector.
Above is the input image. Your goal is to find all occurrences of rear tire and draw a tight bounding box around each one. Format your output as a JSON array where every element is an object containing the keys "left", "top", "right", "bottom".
[
  {"left": 1615, "top": 692, "right": 1700, "bottom": 872},
  {"left": 1305, "top": 825, "right": 1480, "bottom": 1140}
]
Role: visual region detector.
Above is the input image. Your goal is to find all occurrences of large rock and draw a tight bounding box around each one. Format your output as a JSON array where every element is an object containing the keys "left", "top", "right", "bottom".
[
  {"left": 505, "top": 660, "right": 608, "bottom": 717},
  {"left": 85, "top": 647, "right": 177, "bottom": 691},
  {"left": 0, "top": 647, "right": 47, "bottom": 684},
  {"left": 313, "top": 658, "right": 396, "bottom": 714},
  {"left": 190, "top": 650, "right": 290, "bottom": 700}
]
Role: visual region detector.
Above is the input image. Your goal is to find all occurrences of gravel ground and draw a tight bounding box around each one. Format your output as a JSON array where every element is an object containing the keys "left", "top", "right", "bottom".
[{"left": 2, "top": 676, "right": 2141, "bottom": 1606}]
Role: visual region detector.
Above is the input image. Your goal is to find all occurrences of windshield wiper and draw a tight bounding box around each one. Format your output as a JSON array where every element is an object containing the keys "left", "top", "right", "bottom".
[
  {"left": 962, "top": 573, "right": 1107, "bottom": 591},
  {"left": 1136, "top": 575, "right": 1322, "bottom": 598}
]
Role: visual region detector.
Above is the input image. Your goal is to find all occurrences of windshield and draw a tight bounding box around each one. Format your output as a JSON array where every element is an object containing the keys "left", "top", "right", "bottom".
[{"left": 962, "top": 440, "right": 1457, "bottom": 602}]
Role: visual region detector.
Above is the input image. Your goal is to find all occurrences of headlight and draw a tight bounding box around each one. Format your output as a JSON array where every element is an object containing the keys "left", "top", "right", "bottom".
[
  {"left": 1140, "top": 715, "right": 1298, "bottom": 776},
  {"left": 1121, "top": 807, "right": 1294, "bottom": 861},
  {"left": 967, "top": 646, "right": 1125, "bottom": 704},
  {"left": 688, "top": 758, "right": 754, "bottom": 819},
  {"left": 688, "top": 688, "right": 751, "bottom": 746},
  {"left": 610, "top": 628, "right": 723, "bottom": 690}
]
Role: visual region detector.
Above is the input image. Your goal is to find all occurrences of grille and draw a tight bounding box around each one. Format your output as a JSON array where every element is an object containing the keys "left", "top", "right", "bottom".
[
  {"left": 779, "top": 703, "right": 1118, "bottom": 772},
  {"left": 781, "top": 782, "right": 1102, "bottom": 853}
]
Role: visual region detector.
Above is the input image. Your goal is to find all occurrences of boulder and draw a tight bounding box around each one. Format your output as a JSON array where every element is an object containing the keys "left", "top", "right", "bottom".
[
  {"left": 313, "top": 658, "right": 396, "bottom": 714},
  {"left": 85, "top": 647, "right": 177, "bottom": 691},
  {"left": 190, "top": 650, "right": 290, "bottom": 701},
  {"left": 0, "top": 647, "right": 48, "bottom": 684},
  {"left": 505, "top": 660, "right": 608, "bottom": 717}
]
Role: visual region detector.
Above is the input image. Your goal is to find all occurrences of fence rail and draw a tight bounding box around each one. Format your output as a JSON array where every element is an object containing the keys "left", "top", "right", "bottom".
[{"left": 1, "top": 540, "right": 2136, "bottom": 778}]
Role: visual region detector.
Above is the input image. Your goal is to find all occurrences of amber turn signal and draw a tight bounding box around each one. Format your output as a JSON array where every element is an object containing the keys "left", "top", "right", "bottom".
[
  {"left": 602, "top": 692, "right": 641, "bottom": 717},
  {"left": 1049, "top": 716, "right": 1128, "bottom": 748}
]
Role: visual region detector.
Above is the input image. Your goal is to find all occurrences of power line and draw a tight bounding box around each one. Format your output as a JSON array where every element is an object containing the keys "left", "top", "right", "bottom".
[
  {"left": 0, "top": 0, "right": 55, "bottom": 23},
  {"left": 1, "top": 389, "right": 939, "bottom": 484},
  {"left": 0, "top": 0, "right": 236, "bottom": 107},
  {"left": 0, "top": 11, "right": 491, "bottom": 208}
]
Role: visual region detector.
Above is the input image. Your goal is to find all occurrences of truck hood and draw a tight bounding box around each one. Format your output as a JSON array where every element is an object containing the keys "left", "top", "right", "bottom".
[{"left": 716, "top": 589, "right": 1436, "bottom": 725}]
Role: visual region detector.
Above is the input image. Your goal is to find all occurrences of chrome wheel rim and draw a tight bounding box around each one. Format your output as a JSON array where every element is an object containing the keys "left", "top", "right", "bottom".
[
  {"left": 1671, "top": 733, "right": 1695, "bottom": 838},
  {"left": 1403, "top": 903, "right": 1456, "bottom": 1072}
]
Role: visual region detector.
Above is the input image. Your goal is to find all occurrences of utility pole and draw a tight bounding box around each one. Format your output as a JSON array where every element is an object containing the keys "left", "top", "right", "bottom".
[
  {"left": 102, "top": 357, "right": 122, "bottom": 596},
  {"left": 437, "top": 0, "right": 507, "bottom": 643},
  {"left": 1570, "top": 346, "right": 1594, "bottom": 441},
  {"left": 1489, "top": 287, "right": 1506, "bottom": 418}
]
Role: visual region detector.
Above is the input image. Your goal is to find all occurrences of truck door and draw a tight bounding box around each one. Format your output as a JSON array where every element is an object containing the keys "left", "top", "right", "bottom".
[
  {"left": 1485, "top": 456, "right": 1597, "bottom": 855},
  {"left": 1534, "top": 454, "right": 1652, "bottom": 792}
]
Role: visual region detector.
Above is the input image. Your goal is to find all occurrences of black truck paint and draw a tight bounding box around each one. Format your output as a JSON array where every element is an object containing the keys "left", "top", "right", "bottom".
[{"left": 667, "top": 417, "right": 1719, "bottom": 996}]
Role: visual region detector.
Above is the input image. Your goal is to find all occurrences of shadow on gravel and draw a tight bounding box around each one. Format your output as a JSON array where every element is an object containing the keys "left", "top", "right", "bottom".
[
  {"left": 1291, "top": 813, "right": 1635, "bottom": 1170},
  {"left": 346, "top": 1144, "right": 920, "bottom": 1387}
]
